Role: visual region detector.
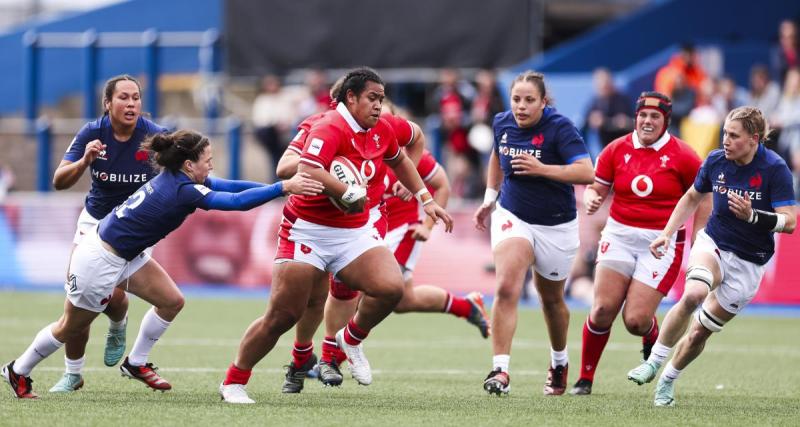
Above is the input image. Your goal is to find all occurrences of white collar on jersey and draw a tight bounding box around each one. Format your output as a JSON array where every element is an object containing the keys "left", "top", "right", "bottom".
[
  {"left": 632, "top": 130, "right": 671, "bottom": 151},
  {"left": 336, "top": 102, "right": 366, "bottom": 133}
]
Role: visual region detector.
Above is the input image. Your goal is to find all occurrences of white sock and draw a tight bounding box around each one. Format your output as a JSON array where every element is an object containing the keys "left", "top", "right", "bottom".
[
  {"left": 65, "top": 356, "right": 85, "bottom": 375},
  {"left": 648, "top": 342, "right": 672, "bottom": 366},
  {"left": 493, "top": 354, "right": 510, "bottom": 372},
  {"left": 551, "top": 347, "right": 569, "bottom": 368},
  {"left": 15, "top": 323, "right": 63, "bottom": 376},
  {"left": 661, "top": 362, "right": 682, "bottom": 382},
  {"left": 127, "top": 308, "right": 171, "bottom": 366},
  {"left": 109, "top": 314, "right": 127, "bottom": 332}
]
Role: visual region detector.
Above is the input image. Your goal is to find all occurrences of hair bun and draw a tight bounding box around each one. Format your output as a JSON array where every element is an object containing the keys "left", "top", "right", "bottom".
[{"left": 150, "top": 133, "right": 174, "bottom": 152}]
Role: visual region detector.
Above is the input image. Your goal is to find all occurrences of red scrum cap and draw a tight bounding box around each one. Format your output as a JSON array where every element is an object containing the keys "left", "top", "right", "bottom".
[
  {"left": 636, "top": 91, "right": 672, "bottom": 139},
  {"left": 636, "top": 91, "right": 672, "bottom": 119}
]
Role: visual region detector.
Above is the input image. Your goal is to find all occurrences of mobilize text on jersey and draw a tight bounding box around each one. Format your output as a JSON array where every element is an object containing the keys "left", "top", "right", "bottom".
[
  {"left": 92, "top": 169, "right": 149, "bottom": 183},
  {"left": 712, "top": 185, "right": 763, "bottom": 200}
]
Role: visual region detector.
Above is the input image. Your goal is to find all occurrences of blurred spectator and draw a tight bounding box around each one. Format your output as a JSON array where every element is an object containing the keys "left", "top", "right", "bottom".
[
  {"left": 252, "top": 75, "right": 297, "bottom": 180},
  {"left": 743, "top": 64, "right": 781, "bottom": 119},
  {"left": 297, "top": 69, "right": 332, "bottom": 118},
  {"left": 654, "top": 44, "right": 707, "bottom": 97},
  {"left": 771, "top": 67, "right": 800, "bottom": 165},
  {"left": 711, "top": 76, "right": 743, "bottom": 119},
  {"left": 426, "top": 69, "right": 481, "bottom": 198},
  {"left": 680, "top": 78, "right": 722, "bottom": 158},
  {"left": 668, "top": 73, "right": 696, "bottom": 136},
  {"left": 468, "top": 70, "right": 504, "bottom": 163},
  {"left": 426, "top": 68, "right": 476, "bottom": 162},
  {"left": 470, "top": 69, "right": 504, "bottom": 125},
  {"left": 771, "top": 20, "right": 799, "bottom": 84},
  {"left": 581, "top": 67, "right": 634, "bottom": 159}
]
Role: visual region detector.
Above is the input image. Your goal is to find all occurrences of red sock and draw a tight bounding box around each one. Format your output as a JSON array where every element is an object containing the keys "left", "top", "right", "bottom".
[
  {"left": 578, "top": 318, "right": 611, "bottom": 382},
  {"left": 291, "top": 341, "right": 313, "bottom": 368},
  {"left": 321, "top": 336, "right": 339, "bottom": 364},
  {"left": 643, "top": 316, "right": 659, "bottom": 345},
  {"left": 343, "top": 319, "right": 369, "bottom": 346},
  {"left": 223, "top": 363, "right": 252, "bottom": 385},
  {"left": 444, "top": 293, "right": 472, "bottom": 318}
]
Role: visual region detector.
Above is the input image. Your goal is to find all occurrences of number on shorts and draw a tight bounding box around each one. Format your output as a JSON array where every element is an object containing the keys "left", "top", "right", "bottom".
[{"left": 115, "top": 190, "right": 146, "bottom": 218}]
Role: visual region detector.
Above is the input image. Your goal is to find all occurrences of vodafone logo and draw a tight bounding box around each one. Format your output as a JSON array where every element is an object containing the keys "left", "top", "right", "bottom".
[
  {"left": 360, "top": 160, "right": 376, "bottom": 182},
  {"left": 631, "top": 175, "right": 653, "bottom": 197}
]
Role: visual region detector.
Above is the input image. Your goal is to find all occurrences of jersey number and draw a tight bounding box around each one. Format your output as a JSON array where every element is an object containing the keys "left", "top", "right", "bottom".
[{"left": 115, "top": 190, "right": 146, "bottom": 218}]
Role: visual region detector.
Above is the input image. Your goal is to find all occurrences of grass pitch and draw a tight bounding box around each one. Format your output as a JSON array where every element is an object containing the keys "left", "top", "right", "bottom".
[{"left": 0, "top": 290, "right": 798, "bottom": 426}]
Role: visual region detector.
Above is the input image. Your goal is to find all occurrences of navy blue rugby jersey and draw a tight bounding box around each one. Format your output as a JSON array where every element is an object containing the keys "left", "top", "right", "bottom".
[
  {"left": 63, "top": 116, "right": 167, "bottom": 219},
  {"left": 98, "top": 171, "right": 209, "bottom": 260},
  {"left": 694, "top": 145, "right": 795, "bottom": 265},
  {"left": 493, "top": 107, "right": 589, "bottom": 226}
]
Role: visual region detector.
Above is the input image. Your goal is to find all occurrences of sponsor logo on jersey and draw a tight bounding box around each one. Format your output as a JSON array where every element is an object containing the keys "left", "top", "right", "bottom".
[
  {"left": 498, "top": 146, "right": 542, "bottom": 158},
  {"left": 308, "top": 138, "right": 324, "bottom": 156},
  {"left": 100, "top": 294, "right": 112, "bottom": 305},
  {"left": 631, "top": 175, "right": 654, "bottom": 197},
  {"left": 500, "top": 132, "right": 507, "bottom": 145},
  {"left": 300, "top": 244, "right": 312, "bottom": 254},
  {"left": 652, "top": 271, "right": 659, "bottom": 279},
  {"left": 501, "top": 220, "right": 513, "bottom": 231},
  {"left": 624, "top": 153, "right": 631, "bottom": 164},
  {"left": 600, "top": 241, "right": 610, "bottom": 254},
  {"left": 711, "top": 185, "right": 762, "bottom": 200},
  {"left": 717, "top": 172, "right": 725, "bottom": 184},
  {"left": 92, "top": 169, "right": 148, "bottom": 183},
  {"left": 531, "top": 133, "right": 544, "bottom": 148}
]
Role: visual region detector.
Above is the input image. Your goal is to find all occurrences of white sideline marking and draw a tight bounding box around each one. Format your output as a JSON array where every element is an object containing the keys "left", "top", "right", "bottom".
[{"left": 36, "top": 366, "right": 545, "bottom": 376}]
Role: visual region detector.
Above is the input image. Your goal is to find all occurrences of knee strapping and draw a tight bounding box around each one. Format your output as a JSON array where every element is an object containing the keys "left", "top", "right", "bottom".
[
  {"left": 686, "top": 266, "right": 714, "bottom": 289},
  {"left": 696, "top": 306, "right": 726, "bottom": 333}
]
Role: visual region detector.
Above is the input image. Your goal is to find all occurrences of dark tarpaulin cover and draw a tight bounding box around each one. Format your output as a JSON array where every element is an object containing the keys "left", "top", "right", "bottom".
[{"left": 225, "top": 0, "right": 536, "bottom": 75}]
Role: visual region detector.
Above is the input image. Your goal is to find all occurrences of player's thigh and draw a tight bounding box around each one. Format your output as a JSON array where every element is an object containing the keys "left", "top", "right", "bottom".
[
  {"left": 621, "top": 279, "right": 665, "bottom": 325},
  {"left": 590, "top": 266, "right": 631, "bottom": 322},
  {"left": 533, "top": 271, "right": 566, "bottom": 305},
  {"left": 492, "top": 237, "right": 534, "bottom": 302},
  {"left": 701, "top": 291, "right": 737, "bottom": 323},
  {"left": 126, "top": 259, "right": 182, "bottom": 309},
  {"left": 271, "top": 261, "right": 327, "bottom": 316},
  {"left": 336, "top": 245, "right": 404, "bottom": 294}
]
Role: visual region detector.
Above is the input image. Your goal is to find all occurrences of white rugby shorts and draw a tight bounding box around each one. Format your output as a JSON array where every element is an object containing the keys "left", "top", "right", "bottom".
[
  {"left": 596, "top": 217, "right": 685, "bottom": 295},
  {"left": 690, "top": 229, "right": 766, "bottom": 315},
  {"left": 275, "top": 205, "right": 385, "bottom": 276},
  {"left": 66, "top": 226, "right": 148, "bottom": 312},
  {"left": 490, "top": 203, "right": 579, "bottom": 281}
]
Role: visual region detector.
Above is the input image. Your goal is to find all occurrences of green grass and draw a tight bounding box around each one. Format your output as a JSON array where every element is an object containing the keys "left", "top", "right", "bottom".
[{"left": 0, "top": 291, "right": 798, "bottom": 426}]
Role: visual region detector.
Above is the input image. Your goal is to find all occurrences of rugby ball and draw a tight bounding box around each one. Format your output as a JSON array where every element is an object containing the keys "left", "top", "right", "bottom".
[{"left": 329, "top": 156, "right": 363, "bottom": 211}]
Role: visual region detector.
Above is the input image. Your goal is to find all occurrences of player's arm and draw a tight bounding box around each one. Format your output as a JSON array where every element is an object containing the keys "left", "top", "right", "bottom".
[
  {"left": 728, "top": 192, "right": 797, "bottom": 234},
  {"left": 511, "top": 155, "right": 594, "bottom": 184},
  {"left": 53, "top": 138, "right": 106, "bottom": 190},
  {"left": 651, "top": 186, "right": 706, "bottom": 257},
  {"left": 403, "top": 121, "right": 425, "bottom": 166},
  {"left": 387, "top": 151, "right": 453, "bottom": 232},
  {"left": 276, "top": 148, "right": 301, "bottom": 179},
  {"left": 690, "top": 194, "right": 712, "bottom": 243},
  {"left": 474, "top": 150, "right": 502, "bottom": 231},
  {"left": 206, "top": 176, "right": 265, "bottom": 192},
  {"left": 584, "top": 181, "right": 611, "bottom": 215},
  {"left": 415, "top": 167, "right": 450, "bottom": 239},
  {"left": 199, "top": 173, "right": 323, "bottom": 211}
]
